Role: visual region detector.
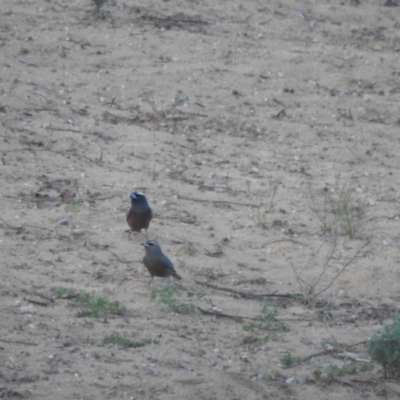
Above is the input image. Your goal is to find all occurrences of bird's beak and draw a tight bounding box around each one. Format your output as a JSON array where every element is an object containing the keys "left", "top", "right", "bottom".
[{"left": 141, "top": 241, "right": 147, "bottom": 247}]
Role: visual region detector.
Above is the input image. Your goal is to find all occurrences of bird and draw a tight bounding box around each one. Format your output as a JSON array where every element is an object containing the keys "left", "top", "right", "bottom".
[
  {"left": 126, "top": 191, "right": 153, "bottom": 239},
  {"left": 141, "top": 240, "right": 182, "bottom": 284}
]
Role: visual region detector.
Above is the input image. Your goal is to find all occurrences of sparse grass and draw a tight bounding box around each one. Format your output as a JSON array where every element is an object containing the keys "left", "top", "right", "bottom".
[
  {"left": 313, "top": 362, "right": 372, "bottom": 380},
  {"left": 54, "top": 287, "right": 78, "bottom": 299},
  {"left": 54, "top": 287, "right": 125, "bottom": 318},
  {"left": 359, "top": 362, "right": 374, "bottom": 372},
  {"left": 313, "top": 369, "right": 322, "bottom": 380},
  {"left": 245, "top": 179, "right": 279, "bottom": 227},
  {"left": 183, "top": 243, "right": 197, "bottom": 256},
  {"left": 329, "top": 363, "right": 358, "bottom": 376},
  {"left": 151, "top": 286, "right": 198, "bottom": 314},
  {"left": 205, "top": 268, "right": 215, "bottom": 279},
  {"left": 368, "top": 315, "right": 400, "bottom": 378},
  {"left": 308, "top": 183, "right": 366, "bottom": 239},
  {"left": 69, "top": 201, "right": 80, "bottom": 213},
  {"left": 139, "top": 90, "right": 188, "bottom": 118},
  {"left": 242, "top": 301, "right": 290, "bottom": 342},
  {"left": 280, "top": 352, "right": 300, "bottom": 366},
  {"left": 104, "top": 334, "right": 158, "bottom": 349}
]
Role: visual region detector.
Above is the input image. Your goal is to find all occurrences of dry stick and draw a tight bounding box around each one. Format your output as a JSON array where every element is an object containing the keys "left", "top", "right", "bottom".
[
  {"left": 177, "top": 195, "right": 259, "bottom": 208},
  {"left": 260, "top": 238, "right": 308, "bottom": 248},
  {"left": 283, "top": 350, "right": 332, "bottom": 368},
  {"left": 140, "top": 13, "right": 211, "bottom": 25},
  {"left": 197, "top": 307, "right": 244, "bottom": 322},
  {"left": 0, "top": 338, "right": 38, "bottom": 346},
  {"left": 45, "top": 126, "right": 81, "bottom": 133},
  {"left": 193, "top": 279, "right": 299, "bottom": 300},
  {"left": 284, "top": 340, "right": 369, "bottom": 369}
]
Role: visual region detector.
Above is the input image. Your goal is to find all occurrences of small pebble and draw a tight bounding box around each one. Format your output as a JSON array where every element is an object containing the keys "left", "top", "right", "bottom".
[
  {"left": 20, "top": 304, "right": 37, "bottom": 314},
  {"left": 58, "top": 217, "right": 69, "bottom": 225},
  {"left": 149, "top": 367, "right": 159, "bottom": 376}
]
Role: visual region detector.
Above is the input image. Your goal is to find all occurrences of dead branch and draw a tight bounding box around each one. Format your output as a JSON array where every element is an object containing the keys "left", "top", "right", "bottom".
[{"left": 193, "top": 279, "right": 300, "bottom": 300}]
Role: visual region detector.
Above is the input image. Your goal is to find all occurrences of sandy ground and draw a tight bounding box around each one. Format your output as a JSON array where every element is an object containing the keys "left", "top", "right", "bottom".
[{"left": 1, "top": 0, "right": 400, "bottom": 398}]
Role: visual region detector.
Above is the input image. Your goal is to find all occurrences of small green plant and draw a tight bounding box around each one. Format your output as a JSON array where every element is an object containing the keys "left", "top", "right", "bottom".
[
  {"left": 359, "top": 362, "right": 374, "bottom": 372},
  {"left": 183, "top": 244, "right": 197, "bottom": 256},
  {"left": 54, "top": 287, "right": 78, "bottom": 299},
  {"left": 54, "top": 287, "right": 125, "bottom": 318},
  {"left": 313, "top": 369, "right": 322, "bottom": 380},
  {"left": 368, "top": 315, "right": 400, "bottom": 378},
  {"left": 280, "top": 352, "right": 299, "bottom": 366},
  {"left": 151, "top": 286, "right": 197, "bottom": 314},
  {"left": 205, "top": 268, "right": 215, "bottom": 279},
  {"left": 76, "top": 294, "right": 125, "bottom": 318},
  {"left": 104, "top": 334, "right": 157, "bottom": 349},
  {"left": 242, "top": 300, "right": 290, "bottom": 342},
  {"left": 69, "top": 201, "right": 80, "bottom": 213},
  {"left": 308, "top": 184, "right": 366, "bottom": 239}
]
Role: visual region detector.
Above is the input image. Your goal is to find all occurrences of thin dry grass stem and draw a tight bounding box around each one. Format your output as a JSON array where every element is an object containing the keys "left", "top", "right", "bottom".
[
  {"left": 291, "top": 235, "right": 372, "bottom": 308},
  {"left": 308, "top": 183, "right": 367, "bottom": 239}
]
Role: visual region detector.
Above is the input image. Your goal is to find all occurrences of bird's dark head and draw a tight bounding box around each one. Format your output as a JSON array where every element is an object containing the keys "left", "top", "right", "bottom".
[
  {"left": 130, "top": 191, "right": 145, "bottom": 200},
  {"left": 130, "top": 191, "right": 151, "bottom": 207},
  {"left": 141, "top": 240, "right": 162, "bottom": 253},
  {"left": 141, "top": 240, "right": 156, "bottom": 248}
]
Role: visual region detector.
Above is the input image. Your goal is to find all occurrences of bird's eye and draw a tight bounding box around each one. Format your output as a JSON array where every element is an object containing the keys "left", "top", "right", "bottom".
[{"left": 148, "top": 242, "right": 154, "bottom": 246}]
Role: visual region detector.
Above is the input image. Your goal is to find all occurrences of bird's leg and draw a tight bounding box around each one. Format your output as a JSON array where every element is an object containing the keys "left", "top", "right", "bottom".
[
  {"left": 148, "top": 276, "right": 154, "bottom": 286},
  {"left": 128, "top": 229, "right": 132, "bottom": 240},
  {"left": 167, "top": 276, "right": 175, "bottom": 287}
]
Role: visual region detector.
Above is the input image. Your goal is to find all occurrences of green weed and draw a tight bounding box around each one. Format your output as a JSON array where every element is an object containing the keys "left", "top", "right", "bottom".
[
  {"left": 54, "top": 287, "right": 125, "bottom": 318},
  {"left": 329, "top": 364, "right": 358, "bottom": 376},
  {"left": 280, "top": 352, "right": 299, "bottom": 366},
  {"left": 151, "top": 286, "right": 198, "bottom": 314},
  {"left": 54, "top": 287, "right": 78, "bottom": 299},
  {"left": 242, "top": 300, "right": 290, "bottom": 342},
  {"left": 183, "top": 244, "right": 197, "bottom": 256}
]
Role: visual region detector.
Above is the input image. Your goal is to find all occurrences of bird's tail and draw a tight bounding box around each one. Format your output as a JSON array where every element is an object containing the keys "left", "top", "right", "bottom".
[{"left": 173, "top": 272, "right": 182, "bottom": 280}]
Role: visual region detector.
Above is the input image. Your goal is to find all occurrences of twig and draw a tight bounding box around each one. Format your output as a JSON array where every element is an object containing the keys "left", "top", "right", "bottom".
[
  {"left": 177, "top": 195, "right": 259, "bottom": 208},
  {"left": 260, "top": 239, "right": 308, "bottom": 248},
  {"left": 0, "top": 338, "right": 38, "bottom": 346},
  {"left": 193, "top": 279, "right": 299, "bottom": 300},
  {"left": 45, "top": 126, "right": 81, "bottom": 133},
  {"left": 283, "top": 350, "right": 332, "bottom": 368},
  {"left": 314, "top": 239, "right": 371, "bottom": 297},
  {"left": 197, "top": 307, "right": 244, "bottom": 322}
]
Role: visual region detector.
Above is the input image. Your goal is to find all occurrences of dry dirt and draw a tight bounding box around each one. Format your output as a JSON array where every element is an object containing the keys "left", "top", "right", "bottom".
[{"left": 1, "top": 0, "right": 400, "bottom": 399}]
